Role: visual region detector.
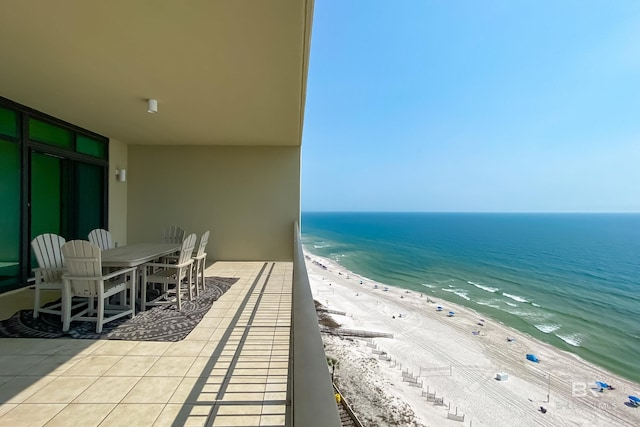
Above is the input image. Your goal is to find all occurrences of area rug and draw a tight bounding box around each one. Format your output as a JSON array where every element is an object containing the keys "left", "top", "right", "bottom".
[{"left": 0, "top": 276, "right": 238, "bottom": 342}]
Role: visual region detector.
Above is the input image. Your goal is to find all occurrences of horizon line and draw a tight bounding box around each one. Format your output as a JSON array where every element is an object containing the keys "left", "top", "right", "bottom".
[{"left": 301, "top": 210, "right": 640, "bottom": 215}]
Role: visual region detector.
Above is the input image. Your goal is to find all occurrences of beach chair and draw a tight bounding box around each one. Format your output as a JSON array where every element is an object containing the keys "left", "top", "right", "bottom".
[
  {"left": 88, "top": 228, "right": 115, "bottom": 250},
  {"left": 31, "top": 233, "right": 66, "bottom": 318},
  {"left": 143, "top": 233, "right": 196, "bottom": 311},
  {"left": 192, "top": 230, "right": 210, "bottom": 295},
  {"left": 164, "top": 226, "right": 185, "bottom": 244},
  {"left": 61, "top": 240, "right": 136, "bottom": 333}
]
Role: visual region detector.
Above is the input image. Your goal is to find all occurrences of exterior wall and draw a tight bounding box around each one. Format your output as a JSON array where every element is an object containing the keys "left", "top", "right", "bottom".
[
  {"left": 127, "top": 145, "right": 300, "bottom": 261},
  {"left": 108, "top": 138, "right": 128, "bottom": 246}
]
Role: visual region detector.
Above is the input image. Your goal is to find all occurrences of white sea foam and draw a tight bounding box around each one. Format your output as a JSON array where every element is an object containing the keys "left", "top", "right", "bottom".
[
  {"left": 531, "top": 303, "right": 541, "bottom": 307},
  {"left": 556, "top": 333, "right": 583, "bottom": 347},
  {"left": 421, "top": 283, "right": 436, "bottom": 288},
  {"left": 535, "top": 324, "right": 560, "bottom": 334},
  {"left": 506, "top": 310, "right": 530, "bottom": 317},
  {"left": 313, "top": 241, "right": 332, "bottom": 249},
  {"left": 468, "top": 281, "right": 499, "bottom": 293},
  {"left": 442, "top": 288, "right": 470, "bottom": 301},
  {"left": 476, "top": 300, "right": 500, "bottom": 309},
  {"left": 504, "top": 301, "right": 518, "bottom": 307},
  {"left": 515, "top": 310, "right": 551, "bottom": 323},
  {"left": 502, "top": 292, "right": 529, "bottom": 303}
]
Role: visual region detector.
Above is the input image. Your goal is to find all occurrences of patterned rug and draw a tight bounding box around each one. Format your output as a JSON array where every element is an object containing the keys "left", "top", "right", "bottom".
[{"left": 0, "top": 276, "right": 238, "bottom": 342}]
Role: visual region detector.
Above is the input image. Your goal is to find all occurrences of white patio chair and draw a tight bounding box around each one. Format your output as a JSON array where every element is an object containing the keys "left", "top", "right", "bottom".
[
  {"left": 88, "top": 228, "right": 114, "bottom": 250},
  {"left": 61, "top": 240, "right": 136, "bottom": 333},
  {"left": 164, "top": 226, "right": 185, "bottom": 244},
  {"left": 192, "top": 230, "right": 210, "bottom": 295},
  {"left": 31, "top": 233, "right": 67, "bottom": 318},
  {"left": 143, "top": 233, "right": 196, "bottom": 311}
]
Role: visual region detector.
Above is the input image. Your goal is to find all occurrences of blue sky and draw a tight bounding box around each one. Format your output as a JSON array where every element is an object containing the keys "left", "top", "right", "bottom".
[{"left": 301, "top": 1, "right": 640, "bottom": 213}]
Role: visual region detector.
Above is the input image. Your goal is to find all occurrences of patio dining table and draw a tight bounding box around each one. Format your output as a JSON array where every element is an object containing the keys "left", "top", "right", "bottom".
[
  {"left": 102, "top": 243, "right": 180, "bottom": 268},
  {"left": 102, "top": 243, "right": 181, "bottom": 310}
]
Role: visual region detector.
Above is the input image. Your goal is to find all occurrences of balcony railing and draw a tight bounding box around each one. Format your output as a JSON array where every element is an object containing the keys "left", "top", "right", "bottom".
[{"left": 290, "top": 222, "right": 341, "bottom": 426}]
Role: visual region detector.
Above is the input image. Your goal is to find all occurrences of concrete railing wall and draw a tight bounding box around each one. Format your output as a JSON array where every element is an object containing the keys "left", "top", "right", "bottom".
[{"left": 290, "top": 222, "right": 341, "bottom": 426}]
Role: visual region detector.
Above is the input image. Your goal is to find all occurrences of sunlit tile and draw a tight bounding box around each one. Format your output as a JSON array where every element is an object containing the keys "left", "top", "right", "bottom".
[
  {"left": 146, "top": 356, "right": 196, "bottom": 377},
  {"left": 62, "top": 355, "right": 122, "bottom": 376},
  {"left": 99, "top": 403, "right": 164, "bottom": 427},
  {"left": 24, "top": 376, "right": 96, "bottom": 403},
  {"left": 43, "top": 403, "right": 115, "bottom": 427},
  {"left": 122, "top": 376, "right": 182, "bottom": 403},
  {"left": 128, "top": 341, "right": 170, "bottom": 357},
  {"left": 104, "top": 355, "right": 158, "bottom": 376},
  {"left": 0, "top": 403, "right": 65, "bottom": 426},
  {"left": 74, "top": 376, "right": 140, "bottom": 403}
]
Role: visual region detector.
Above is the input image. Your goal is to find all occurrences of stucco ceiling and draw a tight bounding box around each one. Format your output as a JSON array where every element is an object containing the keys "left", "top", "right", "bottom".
[{"left": 0, "top": 0, "right": 313, "bottom": 146}]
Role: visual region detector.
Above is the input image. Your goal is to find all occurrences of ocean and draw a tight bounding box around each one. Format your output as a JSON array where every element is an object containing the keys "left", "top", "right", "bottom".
[{"left": 301, "top": 212, "right": 640, "bottom": 383}]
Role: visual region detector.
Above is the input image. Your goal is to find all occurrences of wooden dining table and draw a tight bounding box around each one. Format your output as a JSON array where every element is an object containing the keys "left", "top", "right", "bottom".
[
  {"left": 102, "top": 243, "right": 181, "bottom": 310},
  {"left": 102, "top": 243, "right": 180, "bottom": 268}
]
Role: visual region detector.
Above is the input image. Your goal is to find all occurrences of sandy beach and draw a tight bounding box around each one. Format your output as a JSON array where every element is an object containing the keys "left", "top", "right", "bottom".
[{"left": 305, "top": 250, "right": 640, "bottom": 427}]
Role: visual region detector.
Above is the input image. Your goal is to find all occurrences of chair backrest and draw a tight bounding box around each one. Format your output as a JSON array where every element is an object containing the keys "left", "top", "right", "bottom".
[
  {"left": 88, "top": 228, "right": 114, "bottom": 250},
  {"left": 31, "top": 233, "right": 66, "bottom": 282},
  {"left": 164, "top": 226, "right": 185, "bottom": 244},
  {"left": 178, "top": 233, "right": 197, "bottom": 266},
  {"left": 195, "top": 230, "right": 210, "bottom": 258},
  {"left": 61, "top": 240, "right": 103, "bottom": 296}
]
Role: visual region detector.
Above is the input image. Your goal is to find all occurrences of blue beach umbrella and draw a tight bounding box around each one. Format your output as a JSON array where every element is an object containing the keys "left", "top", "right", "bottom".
[
  {"left": 595, "top": 381, "right": 608, "bottom": 389},
  {"left": 526, "top": 354, "right": 540, "bottom": 363},
  {"left": 629, "top": 395, "right": 640, "bottom": 406}
]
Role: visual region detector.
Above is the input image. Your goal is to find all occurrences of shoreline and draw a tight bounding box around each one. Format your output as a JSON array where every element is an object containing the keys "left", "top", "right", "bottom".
[{"left": 304, "top": 249, "right": 640, "bottom": 426}]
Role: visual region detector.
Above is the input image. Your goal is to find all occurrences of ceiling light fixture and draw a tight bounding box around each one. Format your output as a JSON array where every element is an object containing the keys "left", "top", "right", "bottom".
[{"left": 147, "top": 98, "right": 158, "bottom": 113}]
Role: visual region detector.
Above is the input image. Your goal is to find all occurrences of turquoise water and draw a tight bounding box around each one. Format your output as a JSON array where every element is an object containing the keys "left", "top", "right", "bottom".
[{"left": 301, "top": 212, "right": 640, "bottom": 383}]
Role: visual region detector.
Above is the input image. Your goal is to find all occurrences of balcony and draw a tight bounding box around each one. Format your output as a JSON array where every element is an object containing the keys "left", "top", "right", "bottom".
[
  {"left": 0, "top": 2, "right": 338, "bottom": 424},
  {"left": 0, "top": 224, "right": 340, "bottom": 426}
]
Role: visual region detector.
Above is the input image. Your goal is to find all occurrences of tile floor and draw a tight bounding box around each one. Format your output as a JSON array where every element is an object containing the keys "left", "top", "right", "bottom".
[{"left": 0, "top": 261, "right": 292, "bottom": 426}]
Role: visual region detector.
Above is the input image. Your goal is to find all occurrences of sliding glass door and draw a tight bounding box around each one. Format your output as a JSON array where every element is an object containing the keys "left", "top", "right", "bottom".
[
  {"left": 75, "top": 162, "right": 105, "bottom": 241},
  {"left": 0, "top": 98, "right": 109, "bottom": 292},
  {"left": 0, "top": 138, "right": 20, "bottom": 292},
  {"left": 30, "top": 152, "right": 65, "bottom": 240}
]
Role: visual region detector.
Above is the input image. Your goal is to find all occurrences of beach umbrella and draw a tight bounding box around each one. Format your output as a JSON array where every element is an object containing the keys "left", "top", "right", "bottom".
[
  {"left": 595, "top": 381, "right": 608, "bottom": 389},
  {"left": 526, "top": 354, "right": 539, "bottom": 363},
  {"left": 629, "top": 395, "right": 640, "bottom": 406}
]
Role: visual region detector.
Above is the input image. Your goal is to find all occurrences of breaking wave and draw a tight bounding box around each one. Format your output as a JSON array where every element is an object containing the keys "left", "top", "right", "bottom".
[
  {"left": 556, "top": 333, "right": 583, "bottom": 347},
  {"left": 535, "top": 324, "right": 560, "bottom": 334},
  {"left": 442, "top": 288, "right": 471, "bottom": 301},
  {"left": 502, "top": 292, "right": 529, "bottom": 303},
  {"left": 468, "top": 281, "right": 499, "bottom": 293}
]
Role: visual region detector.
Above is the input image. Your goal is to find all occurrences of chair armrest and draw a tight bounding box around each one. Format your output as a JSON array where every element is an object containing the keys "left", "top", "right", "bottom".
[
  {"left": 62, "top": 266, "right": 137, "bottom": 282},
  {"left": 144, "top": 262, "right": 175, "bottom": 268},
  {"left": 102, "top": 266, "right": 137, "bottom": 280},
  {"left": 33, "top": 267, "right": 65, "bottom": 274},
  {"left": 33, "top": 267, "right": 66, "bottom": 282},
  {"left": 145, "top": 260, "right": 193, "bottom": 269}
]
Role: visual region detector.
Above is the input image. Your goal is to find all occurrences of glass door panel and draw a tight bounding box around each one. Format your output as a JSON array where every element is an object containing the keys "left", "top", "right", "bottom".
[
  {"left": 0, "top": 139, "right": 20, "bottom": 291},
  {"left": 30, "top": 151, "right": 66, "bottom": 271},
  {"left": 76, "top": 162, "right": 104, "bottom": 240}
]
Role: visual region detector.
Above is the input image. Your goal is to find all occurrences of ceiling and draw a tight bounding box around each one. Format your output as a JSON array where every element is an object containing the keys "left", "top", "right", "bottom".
[{"left": 0, "top": 0, "right": 313, "bottom": 146}]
